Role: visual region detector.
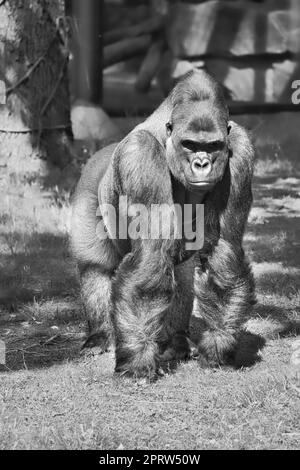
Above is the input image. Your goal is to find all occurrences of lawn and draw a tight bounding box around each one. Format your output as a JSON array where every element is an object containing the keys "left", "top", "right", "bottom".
[{"left": 0, "top": 146, "right": 299, "bottom": 449}]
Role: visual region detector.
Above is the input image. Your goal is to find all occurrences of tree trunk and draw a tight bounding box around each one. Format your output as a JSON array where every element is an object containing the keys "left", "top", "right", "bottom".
[{"left": 0, "top": 0, "right": 73, "bottom": 181}]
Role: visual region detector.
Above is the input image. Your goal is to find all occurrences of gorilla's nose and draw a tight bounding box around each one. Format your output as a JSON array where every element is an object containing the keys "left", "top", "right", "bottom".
[{"left": 191, "top": 156, "right": 212, "bottom": 177}]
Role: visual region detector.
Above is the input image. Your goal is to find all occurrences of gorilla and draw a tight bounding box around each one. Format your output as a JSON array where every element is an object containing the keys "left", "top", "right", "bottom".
[{"left": 71, "top": 70, "right": 255, "bottom": 377}]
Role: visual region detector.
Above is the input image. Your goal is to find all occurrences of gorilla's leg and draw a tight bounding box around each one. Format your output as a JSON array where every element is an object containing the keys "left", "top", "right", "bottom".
[
  {"left": 111, "top": 242, "right": 176, "bottom": 378},
  {"left": 159, "top": 256, "right": 197, "bottom": 362},
  {"left": 80, "top": 266, "right": 113, "bottom": 352},
  {"left": 194, "top": 241, "right": 255, "bottom": 366}
]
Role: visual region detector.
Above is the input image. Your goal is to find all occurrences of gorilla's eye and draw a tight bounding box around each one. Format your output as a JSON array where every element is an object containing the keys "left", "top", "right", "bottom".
[
  {"left": 181, "top": 140, "right": 199, "bottom": 152},
  {"left": 227, "top": 124, "right": 231, "bottom": 135},
  {"left": 206, "top": 141, "right": 225, "bottom": 152},
  {"left": 166, "top": 122, "right": 173, "bottom": 136}
]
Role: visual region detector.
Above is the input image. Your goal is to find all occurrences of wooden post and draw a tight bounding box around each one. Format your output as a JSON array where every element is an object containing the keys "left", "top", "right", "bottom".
[{"left": 69, "top": 0, "right": 103, "bottom": 104}]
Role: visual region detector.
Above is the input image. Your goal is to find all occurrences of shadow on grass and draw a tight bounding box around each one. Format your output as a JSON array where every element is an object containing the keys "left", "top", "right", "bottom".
[
  {"left": 0, "top": 231, "right": 85, "bottom": 372},
  {"left": 245, "top": 225, "right": 300, "bottom": 270},
  {"left": 190, "top": 316, "right": 266, "bottom": 370},
  {"left": 0, "top": 336, "right": 83, "bottom": 373},
  {"left": 256, "top": 271, "right": 300, "bottom": 297},
  {"left": 250, "top": 303, "right": 300, "bottom": 337},
  {"left": 0, "top": 232, "right": 77, "bottom": 305}
]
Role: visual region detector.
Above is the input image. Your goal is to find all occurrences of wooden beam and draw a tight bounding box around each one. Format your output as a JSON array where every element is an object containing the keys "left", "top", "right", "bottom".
[
  {"left": 104, "top": 35, "right": 152, "bottom": 68},
  {"left": 70, "top": 0, "right": 104, "bottom": 104},
  {"left": 103, "top": 16, "right": 163, "bottom": 46},
  {"left": 135, "top": 39, "right": 166, "bottom": 92}
]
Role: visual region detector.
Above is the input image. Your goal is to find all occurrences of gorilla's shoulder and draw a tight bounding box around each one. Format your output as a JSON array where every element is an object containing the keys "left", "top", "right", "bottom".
[
  {"left": 228, "top": 121, "right": 255, "bottom": 174},
  {"left": 114, "top": 129, "right": 167, "bottom": 173},
  {"left": 113, "top": 129, "right": 170, "bottom": 195},
  {"left": 115, "top": 129, "right": 164, "bottom": 163}
]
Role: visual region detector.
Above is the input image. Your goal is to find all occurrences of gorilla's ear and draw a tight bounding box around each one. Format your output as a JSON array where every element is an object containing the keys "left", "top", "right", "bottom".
[{"left": 166, "top": 122, "right": 173, "bottom": 137}]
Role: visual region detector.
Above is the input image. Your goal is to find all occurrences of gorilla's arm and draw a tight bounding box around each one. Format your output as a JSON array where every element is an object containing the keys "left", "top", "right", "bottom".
[
  {"left": 195, "top": 122, "right": 256, "bottom": 365},
  {"left": 110, "top": 130, "right": 178, "bottom": 376}
]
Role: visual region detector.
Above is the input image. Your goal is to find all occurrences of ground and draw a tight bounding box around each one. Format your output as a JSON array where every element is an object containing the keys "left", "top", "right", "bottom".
[{"left": 0, "top": 147, "right": 299, "bottom": 450}]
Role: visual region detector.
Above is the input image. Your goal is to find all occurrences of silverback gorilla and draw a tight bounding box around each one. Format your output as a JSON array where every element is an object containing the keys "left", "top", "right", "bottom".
[{"left": 71, "top": 71, "right": 255, "bottom": 377}]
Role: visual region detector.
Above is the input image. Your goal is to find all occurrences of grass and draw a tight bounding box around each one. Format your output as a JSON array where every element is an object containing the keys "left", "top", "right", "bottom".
[{"left": 0, "top": 156, "right": 299, "bottom": 450}]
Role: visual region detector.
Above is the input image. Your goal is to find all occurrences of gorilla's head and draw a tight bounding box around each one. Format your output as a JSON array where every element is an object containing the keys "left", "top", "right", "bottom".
[{"left": 165, "top": 71, "right": 231, "bottom": 193}]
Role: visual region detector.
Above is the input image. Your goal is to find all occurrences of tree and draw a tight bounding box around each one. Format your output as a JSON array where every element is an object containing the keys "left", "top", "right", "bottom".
[{"left": 0, "top": 0, "right": 73, "bottom": 181}]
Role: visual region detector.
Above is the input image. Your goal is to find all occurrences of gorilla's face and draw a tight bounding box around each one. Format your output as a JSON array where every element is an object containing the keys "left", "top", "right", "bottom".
[{"left": 165, "top": 101, "right": 230, "bottom": 193}]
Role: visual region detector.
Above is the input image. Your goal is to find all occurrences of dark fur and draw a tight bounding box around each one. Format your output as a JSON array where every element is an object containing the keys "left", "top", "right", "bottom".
[{"left": 71, "top": 71, "right": 255, "bottom": 377}]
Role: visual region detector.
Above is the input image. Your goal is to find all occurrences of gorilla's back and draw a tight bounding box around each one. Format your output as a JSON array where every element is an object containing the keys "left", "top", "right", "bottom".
[{"left": 77, "top": 142, "right": 119, "bottom": 195}]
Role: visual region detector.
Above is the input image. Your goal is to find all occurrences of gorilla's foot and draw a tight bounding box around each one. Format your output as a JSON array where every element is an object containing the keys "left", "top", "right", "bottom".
[
  {"left": 197, "top": 330, "right": 237, "bottom": 367},
  {"left": 159, "top": 333, "right": 199, "bottom": 362},
  {"left": 115, "top": 341, "right": 159, "bottom": 379},
  {"left": 81, "top": 330, "right": 112, "bottom": 354}
]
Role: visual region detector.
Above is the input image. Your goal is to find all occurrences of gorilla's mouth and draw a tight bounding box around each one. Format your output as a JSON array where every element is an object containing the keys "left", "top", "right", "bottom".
[
  {"left": 188, "top": 180, "right": 215, "bottom": 189},
  {"left": 187, "top": 172, "right": 224, "bottom": 189}
]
